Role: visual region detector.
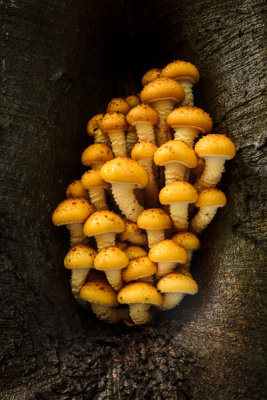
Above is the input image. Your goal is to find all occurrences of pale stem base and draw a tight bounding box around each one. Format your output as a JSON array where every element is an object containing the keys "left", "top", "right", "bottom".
[
  {"left": 179, "top": 80, "right": 194, "bottom": 106},
  {"left": 164, "top": 162, "right": 187, "bottom": 184},
  {"left": 70, "top": 268, "right": 91, "bottom": 295},
  {"left": 156, "top": 262, "right": 176, "bottom": 279},
  {"left": 105, "top": 269, "right": 123, "bottom": 291},
  {"left": 152, "top": 99, "right": 176, "bottom": 146},
  {"left": 195, "top": 156, "right": 226, "bottom": 191},
  {"left": 112, "top": 183, "right": 144, "bottom": 222},
  {"left": 67, "top": 222, "right": 85, "bottom": 246},
  {"left": 173, "top": 126, "right": 199, "bottom": 148},
  {"left": 129, "top": 303, "right": 152, "bottom": 325},
  {"left": 169, "top": 203, "right": 189, "bottom": 231},
  {"left": 134, "top": 122, "right": 156, "bottom": 143},
  {"left": 190, "top": 206, "right": 218, "bottom": 234},
  {"left": 146, "top": 229, "right": 165, "bottom": 249},
  {"left": 95, "top": 232, "right": 116, "bottom": 251},
  {"left": 107, "top": 130, "right": 127, "bottom": 157},
  {"left": 89, "top": 187, "right": 108, "bottom": 210},
  {"left": 95, "top": 129, "right": 110, "bottom": 146},
  {"left": 126, "top": 127, "right": 138, "bottom": 155},
  {"left": 159, "top": 292, "right": 185, "bottom": 310}
]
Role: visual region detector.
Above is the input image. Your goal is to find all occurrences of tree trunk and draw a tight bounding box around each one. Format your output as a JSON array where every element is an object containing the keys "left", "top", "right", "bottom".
[{"left": 0, "top": 0, "right": 266, "bottom": 399}]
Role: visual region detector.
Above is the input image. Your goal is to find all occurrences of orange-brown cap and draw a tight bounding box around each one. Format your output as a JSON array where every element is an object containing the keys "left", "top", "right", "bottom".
[
  {"left": 118, "top": 282, "right": 162, "bottom": 305},
  {"left": 52, "top": 199, "right": 95, "bottom": 226},
  {"left": 83, "top": 210, "right": 125, "bottom": 237},
  {"left": 100, "top": 157, "right": 149, "bottom": 188},
  {"left": 159, "top": 181, "right": 198, "bottom": 205},
  {"left": 119, "top": 221, "right": 144, "bottom": 241},
  {"left": 99, "top": 112, "right": 128, "bottom": 132},
  {"left": 157, "top": 272, "right": 198, "bottom": 294},
  {"left": 125, "top": 246, "right": 147, "bottom": 260},
  {"left": 141, "top": 68, "right": 162, "bottom": 86},
  {"left": 195, "top": 134, "right": 236, "bottom": 158},
  {"left": 66, "top": 180, "right": 89, "bottom": 199},
  {"left": 137, "top": 208, "right": 172, "bottom": 230},
  {"left": 167, "top": 107, "right": 212, "bottom": 133},
  {"left": 126, "top": 104, "right": 159, "bottom": 126},
  {"left": 140, "top": 77, "right": 185, "bottom": 103},
  {"left": 149, "top": 239, "right": 188, "bottom": 264},
  {"left": 195, "top": 188, "right": 227, "bottom": 207},
  {"left": 125, "top": 94, "right": 141, "bottom": 109},
  {"left": 86, "top": 114, "right": 104, "bottom": 137},
  {"left": 94, "top": 246, "right": 129, "bottom": 270},
  {"left": 131, "top": 141, "right": 158, "bottom": 160},
  {"left": 80, "top": 279, "right": 119, "bottom": 306},
  {"left": 172, "top": 232, "right": 200, "bottom": 250},
  {"left": 81, "top": 143, "right": 113, "bottom": 167},
  {"left": 161, "top": 60, "right": 200, "bottom": 84},
  {"left": 107, "top": 98, "right": 131, "bottom": 115},
  {"left": 64, "top": 244, "right": 96, "bottom": 269},
  {"left": 122, "top": 256, "right": 157, "bottom": 282},
  {"left": 81, "top": 170, "right": 110, "bottom": 189},
  {"left": 154, "top": 140, "right": 198, "bottom": 168}
]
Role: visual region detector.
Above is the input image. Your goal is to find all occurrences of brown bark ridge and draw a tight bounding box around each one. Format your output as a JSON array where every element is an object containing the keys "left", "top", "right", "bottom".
[{"left": 0, "top": 0, "right": 266, "bottom": 399}]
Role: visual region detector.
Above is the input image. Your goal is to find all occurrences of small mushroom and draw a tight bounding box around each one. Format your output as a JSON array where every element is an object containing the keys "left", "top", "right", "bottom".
[
  {"left": 126, "top": 104, "right": 159, "bottom": 144},
  {"left": 125, "top": 246, "right": 147, "bottom": 260},
  {"left": 81, "top": 143, "right": 113, "bottom": 170},
  {"left": 124, "top": 95, "right": 141, "bottom": 155},
  {"left": 172, "top": 232, "right": 200, "bottom": 266},
  {"left": 141, "top": 68, "right": 162, "bottom": 86},
  {"left": 137, "top": 208, "right": 172, "bottom": 249},
  {"left": 66, "top": 180, "right": 89, "bottom": 199},
  {"left": 106, "top": 98, "right": 131, "bottom": 115},
  {"left": 122, "top": 256, "right": 157, "bottom": 284},
  {"left": 119, "top": 221, "right": 147, "bottom": 246},
  {"left": 124, "top": 94, "right": 141, "bottom": 109},
  {"left": 86, "top": 114, "right": 109, "bottom": 145},
  {"left": 99, "top": 112, "right": 128, "bottom": 157},
  {"left": 81, "top": 169, "right": 110, "bottom": 210}
]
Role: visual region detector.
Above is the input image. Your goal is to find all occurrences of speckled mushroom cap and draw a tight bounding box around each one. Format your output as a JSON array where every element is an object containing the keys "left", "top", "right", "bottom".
[
  {"left": 81, "top": 170, "right": 110, "bottom": 189},
  {"left": 141, "top": 68, "right": 162, "bottom": 86},
  {"left": 159, "top": 181, "right": 198, "bottom": 205},
  {"left": 86, "top": 114, "right": 104, "bottom": 137},
  {"left": 122, "top": 256, "right": 157, "bottom": 282},
  {"left": 66, "top": 180, "right": 89, "bottom": 199},
  {"left": 125, "top": 95, "right": 141, "bottom": 109},
  {"left": 100, "top": 157, "right": 149, "bottom": 188},
  {"left": 157, "top": 272, "right": 198, "bottom": 294},
  {"left": 140, "top": 77, "right": 185, "bottom": 103},
  {"left": 83, "top": 210, "right": 125, "bottom": 237},
  {"left": 195, "top": 134, "right": 236, "bottom": 158},
  {"left": 125, "top": 246, "right": 147, "bottom": 260},
  {"left": 154, "top": 140, "right": 198, "bottom": 168},
  {"left": 131, "top": 141, "right": 158, "bottom": 160},
  {"left": 94, "top": 246, "right": 129, "bottom": 270},
  {"left": 107, "top": 98, "right": 131, "bottom": 115},
  {"left": 161, "top": 61, "right": 200, "bottom": 84},
  {"left": 149, "top": 239, "right": 188, "bottom": 264},
  {"left": 119, "top": 221, "right": 144, "bottom": 242},
  {"left": 64, "top": 244, "right": 96, "bottom": 269},
  {"left": 99, "top": 112, "right": 128, "bottom": 132},
  {"left": 126, "top": 104, "right": 159, "bottom": 126},
  {"left": 167, "top": 107, "right": 213, "bottom": 132},
  {"left": 118, "top": 282, "right": 162, "bottom": 305},
  {"left": 80, "top": 279, "right": 119, "bottom": 306},
  {"left": 52, "top": 199, "right": 95, "bottom": 226},
  {"left": 137, "top": 208, "right": 172, "bottom": 230},
  {"left": 195, "top": 188, "right": 227, "bottom": 207},
  {"left": 172, "top": 232, "right": 200, "bottom": 251},
  {"left": 81, "top": 143, "right": 113, "bottom": 167}
]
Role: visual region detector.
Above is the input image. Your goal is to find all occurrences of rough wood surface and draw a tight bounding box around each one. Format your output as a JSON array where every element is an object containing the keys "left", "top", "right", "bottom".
[{"left": 0, "top": 0, "right": 266, "bottom": 399}]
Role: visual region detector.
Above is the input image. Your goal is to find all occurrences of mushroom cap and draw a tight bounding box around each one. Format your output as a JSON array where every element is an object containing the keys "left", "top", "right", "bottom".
[
  {"left": 66, "top": 180, "right": 89, "bottom": 199},
  {"left": 125, "top": 246, "right": 147, "bottom": 260},
  {"left": 161, "top": 60, "right": 200, "bottom": 84},
  {"left": 195, "top": 188, "right": 227, "bottom": 207},
  {"left": 100, "top": 157, "right": 149, "bottom": 188},
  {"left": 99, "top": 112, "right": 128, "bottom": 132},
  {"left": 107, "top": 98, "right": 131, "bottom": 115},
  {"left": 80, "top": 279, "right": 119, "bottom": 306},
  {"left": 52, "top": 199, "right": 95, "bottom": 226},
  {"left": 154, "top": 140, "right": 198, "bottom": 168},
  {"left": 141, "top": 68, "right": 162, "bottom": 86},
  {"left": 116, "top": 241, "right": 128, "bottom": 250},
  {"left": 140, "top": 77, "right": 185, "bottom": 103},
  {"left": 122, "top": 256, "right": 157, "bottom": 282},
  {"left": 64, "top": 244, "right": 96, "bottom": 269},
  {"left": 131, "top": 141, "right": 158, "bottom": 160},
  {"left": 94, "top": 246, "right": 129, "bottom": 270},
  {"left": 137, "top": 208, "right": 172, "bottom": 230},
  {"left": 81, "top": 143, "right": 113, "bottom": 167},
  {"left": 86, "top": 114, "right": 104, "bottom": 137},
  {"left": 81, "top": 170, "right": 110, "bottom": 189},
  {"left": 118, "top": 282, "right": 162, "bottom": 305},
  {"left": 195, "top": 134, "right": 236, "bottom": 158},
  {"left": 125, "top": 94, "right": 141, "bottom": 109},
  {"left": 172, "top": 232, "right": 200, "bottom": 250},
  {"left": 126, "top": 104, "right": 159, "bottom": 125},
  {"left": 119, "top": 221, "right": 144, "bottom": 241},
  {"left": 83, "top": 210, "right": 125, "bottom": 236},
  {"left": 159, "top": 181, "right": 198, "bottom": 204},
  {"left": 157, "top": 272, "right": 198, "bottom": 294},
  {"left": 149, "top": 239, "right": 188, "bottom": 264},
  {"left": 167, "top": 106, "right": 212, "bottom": 133}
]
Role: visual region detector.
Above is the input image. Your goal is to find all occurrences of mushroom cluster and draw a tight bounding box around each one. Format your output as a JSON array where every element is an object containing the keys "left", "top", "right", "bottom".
[{"left": 52, "top": 60, "right": 236, "bottom": 325}]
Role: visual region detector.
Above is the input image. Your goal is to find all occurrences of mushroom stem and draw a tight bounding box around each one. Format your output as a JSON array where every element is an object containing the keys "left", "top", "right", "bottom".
[
  {"left": 95, "top": 232, "right": 116, "bottom": 250},
  {"left": 70, "top": 268, "right": 91, "bottom": 295},
  {"left": 67, "top": 222, "right": 85, "bottom": 246},
  {"left": 164, "top": 162, "right": 187, "bottom": 184},
  {"left": 94, "top": 129, "right": 110, "bottom": 145},
  {"left": 88, "top": 187, "right": 108, "bottom": 210},
  {"left": 137, "top": 158, "right": 159, "bottom": 207},
  {"left": 129, "top": 303, "right": 152, "bottom": 325},
  {"left": 195, "top": 157, "right": 226, "bottom": 191},
  {"left": 146, "top": 229, "right": 165, "bottom": 249},
  {"left": 156, "top": 262, "right": 177, "bottom": 279},
  {"left": 151, "top": 99, "right": 175, "bottom": 146},
  {"left": 190, "top": 206, "right": 218, "bottom": 234},
  {"left": 173, "top": 126, "right": 199, "bottom": 148},
  {"left": 111, "top": 183, "right": 144, "bottom": 222},
  {"left": 169, "top": 203, "right": 189, "bottom": 231},
  {"left": 105, "top": 269, "right": 123, "bottom": 291},
  {"left": 134, "top": 122, "right": 156, "bottom": 143},
  {"left": 159, "top": 292, "right": 185, "bottom": 310},
  {"left": 179, "top": 79, "right": 194, "bottom": 106},
  {"left": 91, "top": 304, "right": 130, "bottom": 324},
  {"left": 126, "top": 127, "right": 138, "bottom": 156},
  {"left": 107, "top": 130, "right": 127, "bottom": 157}
]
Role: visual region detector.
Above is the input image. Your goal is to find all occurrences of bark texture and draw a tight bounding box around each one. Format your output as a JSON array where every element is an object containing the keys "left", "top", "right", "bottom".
[{"left": 0, "top": 0, "right": 266, "bottom": 399}]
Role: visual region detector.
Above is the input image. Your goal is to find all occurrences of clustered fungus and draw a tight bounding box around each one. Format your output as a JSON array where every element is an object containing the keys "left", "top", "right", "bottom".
[{"left": 52, "top": 60, "right": 236, "bottom": 325}]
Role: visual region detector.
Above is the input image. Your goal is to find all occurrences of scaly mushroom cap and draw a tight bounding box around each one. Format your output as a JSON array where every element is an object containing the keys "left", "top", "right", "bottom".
[
  {"left": 140, "top": 77, "right": 185, "bottom": 103},
  {"left": 126, "top": 104, "right": 159, "bottom": 126},
  {"left": 118, "top": 282, "right": 162, "bottom": 306},
  {"left": 99, "top": 112, "right": 128, "bottom": 132},
  {"left": 107, "top": 98, "right": 131, "bottom": 115},
  {"left": 195, "top": 134, "right": 236, "bottom": 158},
  {"left": 66, "top": 180, "right": 89, "bottom": 199},
  {"left": 161, "top": 60, "right": 200, "bottom": 84},
  {"left": 119, "top": 221, "right": 144, "bottom": 242},
  {"left": 64, "top": 244, "right": 96, "bottom": 269},
  {"left": 125, "top": 94, "right": 141, "bottom": 109},
  {"left": 86, "top": 114, "right": 104, "bottom": 137},
  {"left": 172, "top": 232, "right": 200, "bottom": 251},
  {"left": 157, "top": 272, "right": 198, "bottom": 294},
  {"left": 159, "top": 181, "right": 198, "bottom": 205},
  {"left": 167, "top": 106, "right": 212, "bottom": 133},
  {"left": 52, "top": 199, "right": 95, "bottom": 226},
  {"left": 149, "top": 239, "right": 188, "bottom": 264},
  {"left": 154, "top": 140, "right": 198, "bottom": 168},
  {"left": 80, "top": 279, "right": 119, "bottom": 306},
  {"left": 81, "top": 170, "right": 110, "bottom": 189},
  {"left": 122, "top": 256, "right": 157, "bottom": 282},
  {"left": 94, "top": 246, "right": 129, "bottom": 270},
  {"left": 83, "top": 210, "right": 125, "bottom": 237},
  {"left": 131, "top": 141, "right": 158, "bottom": 160},
  {"left": 137, "top": 208, "right": 172, "bottom": 230},
  {"left": 195, "top": 188, "right": 227, "bottom": 207},
  {"left": 81, "top": 143, "right": 113, "bottom": 167},
  {"left": 125, "top": 246, "right": 147, "bottom": 260},
  {"left": 100, "top": 157, "right": 149, "bottom": 188},
  {"left": 141, "top": 68, "right": 162, "bottom": 86}
]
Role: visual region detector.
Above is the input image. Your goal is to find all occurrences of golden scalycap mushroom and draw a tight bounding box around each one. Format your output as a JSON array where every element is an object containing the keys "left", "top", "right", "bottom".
[
  {"left": 131, "top": 140, "right": 158, "bottom": 160},
  {"left": 137, "top": 208, "right": 172, "bottom": 249},
  {"left": 107, "top": 98, "right": 131, "bottom": 115},
  {"left": 125, "top": 246, "right": 147, "bottom": 260},
  {"left": 125, "top": 94, "right": 141, "bottom": 109},
  {"left": 52, "top": 198, "right": 94, "bottom": 227},
  {"left": 86, "top": 113, "right": 109, "bottom": 145},
  {"left": 64, "top": 244, "right": 97, "bottom": 269},
  {"left": 172, "top": 232, "right": 200, "bottom": 265},
  {"left": 141, "top": 68, "right": 162, "bottom": 86},
  {"left": 122, "top": 256, "right": 157, "bottom": 283},
  {"left": 127, "top": 104, "right": 159, "bottom": 126},
  {"left": 66, "top": 180, "right": 89, "bottom": 199},
  {"left": 81, "top": 170, "right": 110, "bottom": 211},
  {"left": 81, "top": 143, "right": 113, "bottom": 169},
  {"left": 140, "top": 77, "right": 185, "bottom": 104},
  {"left": 99, "top": 112, "right": 128, "bottom": 158},
  {"left": 119, "top": 221, "right": 147, "bottom": 246},
  {"left": 195, "top": 188, "right": 227, "bottom": 208},
  {"left": 80, "top": 279, "right": 119, "bottom": 306},
  {"left": 161, "top": 60, "right": 200, "bottom": 84}
]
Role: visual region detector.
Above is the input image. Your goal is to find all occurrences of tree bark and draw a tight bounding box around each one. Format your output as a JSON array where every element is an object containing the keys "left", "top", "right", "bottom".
[{"left": 0, "top": 0, "right": 266, "bottom": 399}]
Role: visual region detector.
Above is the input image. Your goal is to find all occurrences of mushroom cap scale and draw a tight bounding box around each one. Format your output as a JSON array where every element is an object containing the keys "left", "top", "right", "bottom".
[
  {"left": 161, "top": 61, "right": 200, "bottom": 84},
  {"left": 195, "top": 134, "right": 236, "bottom": 158},
  {"left": 64, "top": 244, "right": 96, "bottom": 269},
  {"left": 125, "top": 246, "right": 147, "bottom": 260},
  {"left": 159, "top": 181, "right": 198, "bottom": 204},
  {"left": 154, "top": 140, "right": 198, "bottom": 168},
  {"left": 81, "top": 143, "right": 113, "bottom": 167},
  {"left": 107, "top": 98, "right": 131, "bottom": 115},
  {"left": 81, "top": 170, "right": 110, "bottom": 189},
  {"left": 140, "top": 77, "right": 185, "bottom": 103},
  {"left": 94, "top": 246, "right": 129, "bottom": 270},
  {"left": 172, "top": 232, "right": 200, "bottom": 250},
  {"left": 167, "top": 106, "right": 212, "bottom": 132},
  {"left": 149, "top": 239, "right": 188, "bottom": 264},
  {"left": 118, "top": 282, "right": 162, "bottom": 305},
  {"left": 80, "top": 279, "right": 119, "bottom": 306},
  {"left": 86, "top": 114, "right": 104, "bottom": 136},
  {"left": 131, "top": 141, "right": 158, "bottom": 160},
  {"left": 195, "top": 188, "right": 227, "bottom": 207},
  {"left": 122, "top": 256, "right": 157, "bottom": 282},
  {"left": 141, "top": 68, "right": 162, "bottom": 86},
  {"left": 66, "top": 180, "right": 89, "bottom": 199},
  {"left": 83, "top": 210, "right": 125, "bottom": 236},
  {"left": 52, "top": 199, "right": 95, "bottom": 226},
  {"left": 157, "top": 273, "right": 198, "bottom": 294},
  {"left": 99, "top": 112, "right": 128, "bottom": 132},
  {"left": 126, "top": 104, "right": 159, "bottom": 126},
  {"left": 137, "top": 208, "right": 172, "bottom": 230}
]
